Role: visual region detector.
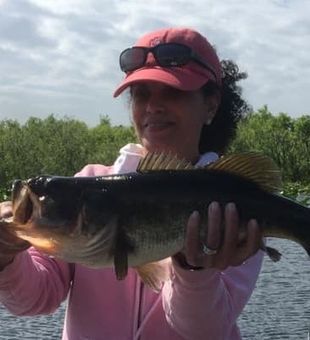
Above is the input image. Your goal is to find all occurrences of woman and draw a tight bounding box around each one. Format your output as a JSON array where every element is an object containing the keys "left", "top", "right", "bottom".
[{"left": 0, "top": 27, "right": 263, "bottom": 339}]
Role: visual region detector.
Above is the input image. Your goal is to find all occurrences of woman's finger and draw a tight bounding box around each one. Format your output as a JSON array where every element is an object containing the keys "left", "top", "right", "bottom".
[
  {"left": 230, "top": 219, "right": 262, "bottom": 266},
  {"left": 215, "top": 203, "right": 239, "bottom": 269},
  {"left": 184, "top": 211, "right": 201, "bottom": 266},
  {"left": 205, "top": 201, "right": 221, "bottom": 251}
]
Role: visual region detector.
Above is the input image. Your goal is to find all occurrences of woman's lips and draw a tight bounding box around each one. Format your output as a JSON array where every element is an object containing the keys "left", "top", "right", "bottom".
[{"left": 144, "top": 121, "right": 174, "bottom": 132}]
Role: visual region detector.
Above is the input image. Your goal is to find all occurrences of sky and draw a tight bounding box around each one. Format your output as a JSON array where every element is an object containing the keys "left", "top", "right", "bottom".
[{"left": 0, "top": 0, "right": 309, "bottom": 127}]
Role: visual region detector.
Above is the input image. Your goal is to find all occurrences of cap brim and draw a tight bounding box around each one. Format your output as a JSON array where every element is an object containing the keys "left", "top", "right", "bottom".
[{"left": 113, "top": 67, "right": 210, "bottom": 97}]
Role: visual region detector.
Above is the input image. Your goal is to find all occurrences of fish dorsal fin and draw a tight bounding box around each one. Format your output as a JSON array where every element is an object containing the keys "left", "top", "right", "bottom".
[
  {"left": 206, "top": 152, "right": 282, "bottom": 193},
  {"left": 137, "top": 152, "right": 194, "bottom": 172}
]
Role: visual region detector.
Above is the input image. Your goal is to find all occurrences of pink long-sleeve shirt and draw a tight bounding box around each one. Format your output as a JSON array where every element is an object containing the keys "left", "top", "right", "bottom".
[{"left": 0, "top": 144, "right": 263, "bottom": 340}]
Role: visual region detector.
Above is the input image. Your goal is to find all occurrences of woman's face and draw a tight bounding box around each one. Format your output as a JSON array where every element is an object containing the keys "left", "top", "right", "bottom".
[{"left": 131, "top": 82, "right": 218, "bottom": 163}]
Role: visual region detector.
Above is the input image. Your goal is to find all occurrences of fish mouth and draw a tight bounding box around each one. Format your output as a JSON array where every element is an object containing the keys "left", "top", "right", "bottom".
[
  {"left": 11, "top": 177, "right": 100, "bottom": 236},
  {"left": 10, "top": 177, "right": 118, "bottom": 265},
  {"left": 11, "top": 178, "right": 62, "bottom": 227},
  {"left": 11, "top": 180, "right": 34, "bottom": 225}
]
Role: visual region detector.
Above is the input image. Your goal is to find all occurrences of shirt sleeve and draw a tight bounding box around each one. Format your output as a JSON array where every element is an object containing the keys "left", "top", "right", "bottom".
[
  {"left": 0, "top": 248, "right": 72, "bottom": 316},
  {"left": 0, "top": 163, "right": 114, "bottom": 316},
  {"left": 162, "top": 250, "right": 264, "bottom": 340}
]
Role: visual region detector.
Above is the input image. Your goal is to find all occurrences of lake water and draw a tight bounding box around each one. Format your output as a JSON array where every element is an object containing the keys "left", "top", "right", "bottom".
[{"left": 0, "top": 238, "right": 310, "bottom": 339}]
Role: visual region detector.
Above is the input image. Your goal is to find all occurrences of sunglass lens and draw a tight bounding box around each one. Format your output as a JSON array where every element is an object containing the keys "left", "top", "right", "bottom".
[
  {"left": 156, "top": 44, "right": 190, "bottom": 66},
  {"left": 120, "top": 48, "right": 146, "bottom": 72}
]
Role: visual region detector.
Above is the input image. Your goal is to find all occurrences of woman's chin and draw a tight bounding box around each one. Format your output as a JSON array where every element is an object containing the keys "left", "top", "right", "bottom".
[{"left": 143, "top": 140, "right": 176, "bottom": 155}]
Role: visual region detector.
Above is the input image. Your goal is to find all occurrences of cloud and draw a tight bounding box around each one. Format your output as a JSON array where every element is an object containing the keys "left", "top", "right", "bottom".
[{"left": 0, "top": 0, "right": 309, "bottom": 127}]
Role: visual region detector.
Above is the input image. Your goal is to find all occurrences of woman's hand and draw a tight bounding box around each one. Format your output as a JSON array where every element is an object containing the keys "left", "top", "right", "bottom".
[
  {"left": 0, "top": 201, "right": 30, "bottom": 270},
  {"left": 179, "top": 201, "right": 262, "bottom": 270}
]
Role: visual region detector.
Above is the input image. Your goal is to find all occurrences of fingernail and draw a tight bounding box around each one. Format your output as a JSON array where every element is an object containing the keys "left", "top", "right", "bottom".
[
  {"left": 226, "top": 202, "right": 236, "bottom": 211},
  {"left": 248, "top": 219, "right": 258, "bottom": 228},
  {"left": 208, "top": 201, "right": 219, "bottom": 213},
  {"left": 190, "top": 211, "right": 200, "bottom": 219}
]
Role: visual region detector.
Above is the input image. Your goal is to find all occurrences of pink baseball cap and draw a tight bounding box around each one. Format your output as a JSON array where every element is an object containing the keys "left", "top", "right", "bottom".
[{"left": 113, "top": 27, "right": 222, "bottom": 97}]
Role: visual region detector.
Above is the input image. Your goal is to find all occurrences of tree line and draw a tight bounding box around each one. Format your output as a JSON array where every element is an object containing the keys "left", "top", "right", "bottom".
[
  {"left": 0, "top": 107, "right": 309, "bottom": 200},
  {"left": 0, "top": 115, "right": 136, "bottom": 199},
  {"left": 228, "top": 106, "right": 310, "bottom": 201}
]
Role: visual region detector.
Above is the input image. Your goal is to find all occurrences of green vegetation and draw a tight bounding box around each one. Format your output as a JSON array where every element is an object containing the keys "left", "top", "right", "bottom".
[
  {"left": 0, "top": 115, "right": 136, "bottom": 200},
  {"left": 0, "top": 107, "right": 309, "bottom": 202},
  {"left": 229, "top": 106, "right": 310, "bottom": 182},
  {"left": 228, "top": 106, "right": 310, "bottom": 203}
]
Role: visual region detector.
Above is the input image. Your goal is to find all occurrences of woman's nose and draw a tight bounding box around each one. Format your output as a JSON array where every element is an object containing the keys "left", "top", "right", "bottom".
[{"left": 145, "top": 92, "right": 165, "bottom": 114}]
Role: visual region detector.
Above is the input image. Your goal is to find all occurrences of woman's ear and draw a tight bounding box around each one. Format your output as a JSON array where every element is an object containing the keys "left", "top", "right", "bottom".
[{"left": 204, "top": 93, "right": 220, "bottom": 125}]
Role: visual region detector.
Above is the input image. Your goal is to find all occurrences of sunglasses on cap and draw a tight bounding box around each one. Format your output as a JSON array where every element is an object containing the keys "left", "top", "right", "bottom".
[{"left": 119, "top": 43, "right": 217, "bottom": 82}]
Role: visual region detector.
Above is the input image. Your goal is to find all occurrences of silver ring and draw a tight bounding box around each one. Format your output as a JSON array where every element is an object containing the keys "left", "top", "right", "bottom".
[{"left": 202, "top": 243, "right": 218, "bottom": 256}]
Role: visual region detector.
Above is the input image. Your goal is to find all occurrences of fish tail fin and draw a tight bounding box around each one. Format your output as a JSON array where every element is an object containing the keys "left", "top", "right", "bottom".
[
  {"left": 300, "top": 241, "right": 310, "bottom": 258},
  {"left": 135, "top": 259, "right": 170, "bottom": 292},
  {"left": 299, "top": 213, "right": 310, "bottom": 257},
  {"left": 287, "top": 204, "right": 310, "bottom": 258}
]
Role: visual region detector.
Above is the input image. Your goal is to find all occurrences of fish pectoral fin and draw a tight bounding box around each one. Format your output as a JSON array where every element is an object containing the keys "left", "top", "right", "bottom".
[
  {"left": 135, "top": 261, "right": 170, "bottom": 293},
  {"left": 113, "top": 226, "right": 135, "bottom": 280},
  {"left": 114, "top": 248, "right": 128, "bottom": 280}
]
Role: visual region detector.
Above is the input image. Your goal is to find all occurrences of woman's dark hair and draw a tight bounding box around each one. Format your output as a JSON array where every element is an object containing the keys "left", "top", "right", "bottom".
[{"left": 199, "top": 59, "right": 251, "bottom": 155}]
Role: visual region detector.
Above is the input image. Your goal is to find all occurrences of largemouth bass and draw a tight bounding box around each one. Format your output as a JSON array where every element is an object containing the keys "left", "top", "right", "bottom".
[{"left": 2, "top": 153, "right": 310, "bottom": 290}]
